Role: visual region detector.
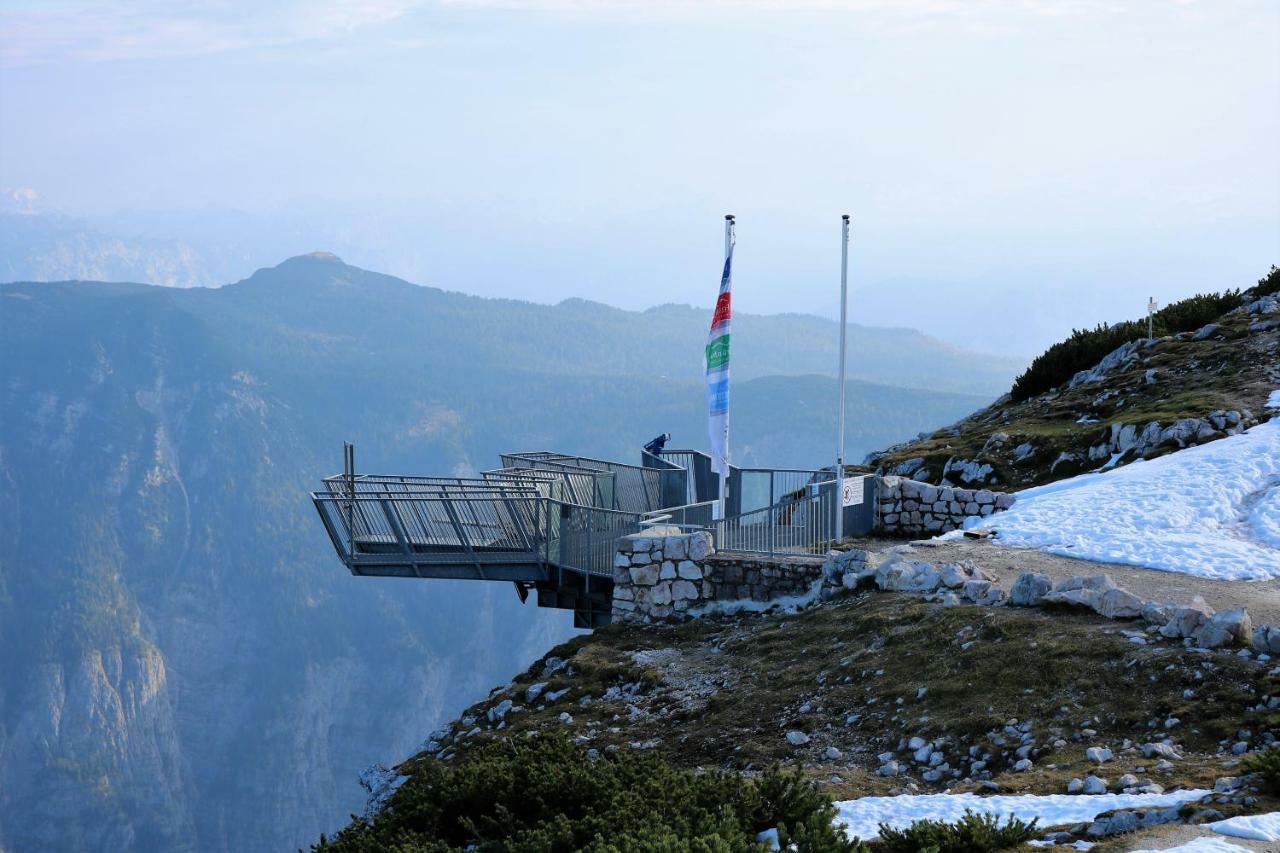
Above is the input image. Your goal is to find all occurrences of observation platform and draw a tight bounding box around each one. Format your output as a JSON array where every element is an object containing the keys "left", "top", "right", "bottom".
[{"left": 311, "top": 447, "right": 873, "bottom": 627}]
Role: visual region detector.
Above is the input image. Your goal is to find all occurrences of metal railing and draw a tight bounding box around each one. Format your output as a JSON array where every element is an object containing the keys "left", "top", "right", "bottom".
[
  {"left": 313, "top": 490, "right": 547, "bottom": 564},
  {"left": 713, "top": 483, "right": 835, "bottom": 557},
  {"left": 642, "top": 500, "right": 717, "bottom": 528},
  {"left": 553, "top": 505, "right": 645, "bottom": 577},
  {"left": 734, "top": 467, "right": 835, "bottom": 515},
  {"left": 502, "top": 451, "right": 685, "bottom": 515},
  {"left": 313, "top": 487, "right": 644, "bottom": 578}
]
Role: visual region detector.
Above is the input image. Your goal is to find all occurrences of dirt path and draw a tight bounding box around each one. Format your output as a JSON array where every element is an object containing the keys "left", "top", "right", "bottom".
[{"left": 854, "top": 537, "right": 1280, "bottom": 627}]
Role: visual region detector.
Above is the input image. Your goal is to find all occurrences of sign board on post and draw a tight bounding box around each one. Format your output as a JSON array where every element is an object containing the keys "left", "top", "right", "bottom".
[{"left": 841, "top": 476, "right": 863, "bottom": 507}]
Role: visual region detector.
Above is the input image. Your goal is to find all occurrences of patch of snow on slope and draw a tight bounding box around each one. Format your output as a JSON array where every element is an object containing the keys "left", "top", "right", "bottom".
[
  {"left": 1208, "top": 810, "right": 1280, "bottom": 841},
  {"left": 948, "top": 419, "right": 1280, "bottom": 580},
  {"left": 832, "top": 790, "right": 1209, "bottom": 841},
  {"left": 1132, "top": 839, "right": 1251, "bottom": 853},
  {"left": 1267, "top": 389, "right": 1280, "bottom": 409}
]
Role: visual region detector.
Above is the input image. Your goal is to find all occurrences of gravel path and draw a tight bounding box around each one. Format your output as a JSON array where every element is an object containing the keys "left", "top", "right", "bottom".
[{"left": 856, "top": 537, "right": 1280, "bottom": 626}]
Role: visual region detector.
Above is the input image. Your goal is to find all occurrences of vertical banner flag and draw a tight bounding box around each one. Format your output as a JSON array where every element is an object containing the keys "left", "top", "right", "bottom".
[{"left": 706, "top": 233, "right": 734, "bottom": 474}]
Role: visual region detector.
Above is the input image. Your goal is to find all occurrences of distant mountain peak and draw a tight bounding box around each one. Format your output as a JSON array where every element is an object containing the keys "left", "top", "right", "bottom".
[{"left": 304, "top": 251, "right": 343, "bottom": 262}]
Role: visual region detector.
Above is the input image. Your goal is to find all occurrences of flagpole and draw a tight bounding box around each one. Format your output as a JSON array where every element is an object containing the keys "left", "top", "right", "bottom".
[
  {"left": 720, "top": 214, "right": 735, "bottom": 521},
  {"left": 835, "top": 214, "right": 850, "bottom": 542}
]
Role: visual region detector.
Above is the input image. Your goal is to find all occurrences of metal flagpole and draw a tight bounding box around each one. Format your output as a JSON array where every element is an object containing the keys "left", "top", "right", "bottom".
[
  {"left": 835, "top": 215, "right": 850, "bottom": 542},
  {"left": 719, "top": 214, "right": 735, "bottom": 521}
]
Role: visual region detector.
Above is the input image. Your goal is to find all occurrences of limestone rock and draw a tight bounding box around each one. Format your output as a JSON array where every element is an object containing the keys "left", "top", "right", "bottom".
[
  {"left": 1197, "top": 608, "right": 1252, "bottom": 649},
  {"left": 785, "top": 730, "right": 810, "bottom": 746},
  {"left": 1093, "top": 587, "right": 1145, "bottom": 620},
  {"left": 1252, "top": 624, "right": 1280, "bottom": 655},
  {"left": 1009, "top": 572, "right": 1051, "bottom": 606},
  {"left": 629, "top": 564, "right": 660, "bottom": 586},
  {"left": 1160, "top": 597, "right": 1215, "bottom": 639}
]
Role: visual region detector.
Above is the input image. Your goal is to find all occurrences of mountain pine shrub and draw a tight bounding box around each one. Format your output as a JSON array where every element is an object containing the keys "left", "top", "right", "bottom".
[
  {"left": 1242, "top": 745, "right": 1280, "bottom": 794},
  {"left": 313, "top": 732, "right": 870, "bottom": 852},
  {"left": 1256, "top": 265, "right": 1279, "bottom": 297},
  {"left": 876, "top": 810, "right": 1039, "bottom": 853},
  {"left": 1009, "top": 279, "right": 1251, "bottom": 402}
]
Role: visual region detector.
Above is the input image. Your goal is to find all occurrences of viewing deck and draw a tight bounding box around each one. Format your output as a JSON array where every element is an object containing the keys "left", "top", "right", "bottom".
[{"left": 312, "top": 446, "right": 874, "bottom": 627}]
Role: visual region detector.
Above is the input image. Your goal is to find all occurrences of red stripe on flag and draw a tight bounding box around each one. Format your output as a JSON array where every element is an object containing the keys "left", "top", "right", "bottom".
[{"left": 711, "top": 292, "right": 731, "bottom": 327}]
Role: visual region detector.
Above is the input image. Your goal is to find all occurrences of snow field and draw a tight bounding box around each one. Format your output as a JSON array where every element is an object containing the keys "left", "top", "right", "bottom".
[
  {"left": 831, "top": 790, "right": 1210, "bottom": 841},
  {"left": 953, "top": 419, "right": 1280, "bottom": 580}
]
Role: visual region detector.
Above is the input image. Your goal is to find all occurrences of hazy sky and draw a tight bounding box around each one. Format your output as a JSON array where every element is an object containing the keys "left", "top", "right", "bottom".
[{"left": 1, "top": 0, "right": 1277, "bottom": 355}]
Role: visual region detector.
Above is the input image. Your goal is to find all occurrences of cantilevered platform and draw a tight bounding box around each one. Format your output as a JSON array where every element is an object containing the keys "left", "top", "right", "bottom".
[{"left": 312, "top": 446, "right": 870, "bottom": 627}]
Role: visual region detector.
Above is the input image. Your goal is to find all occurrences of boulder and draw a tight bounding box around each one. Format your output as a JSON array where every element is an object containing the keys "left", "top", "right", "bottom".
[
  {"left": 1142, "top": 602, "right": 1174, "bottom": 626},
  {"left": 1009, "top": 572, "right": 1051, "bottom": 606},
  {"left": 1141, "top": 742, "right": 1182, "bottom": 760},
  {"left": 1082, "top": 775, "right": 1108, "bottom": 795},
  {"left": 1093, "top": 587, "right": 1145, "bottom": 620},
  {"left": 1160, "top": 597, "right": 1215, "bottom": 639},
  {"left": 875, "top": 556, "right": 942, "bottom": 592},
  {"left": 1253, "top": 624, "right": 1280, "bottom": 655},
  {"left": 1086, "top": 746, "right": 1113, "bottom": 764},
  {"left": 785, "top": 730, "right": 810, "bottom": 746},
  {"left": 1197, "top": 608, "right": 1252, "bottom": 649}
]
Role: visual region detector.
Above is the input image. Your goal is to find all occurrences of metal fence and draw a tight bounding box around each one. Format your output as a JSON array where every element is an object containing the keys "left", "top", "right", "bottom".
[
  {"left": 552, "top": 504, "right": 645, "bottom": 577},
  {"left": 641, "top": 500, "right": 718, "bottom": 528},
  {"left": 502, "top": 451, "right": 684, "bottom": 515},
  {"left": 712, "top": 483, "right": 835, "bottom": 557},
  {"left": 313, "top": 490, "right": 548, "bottom": 563}
]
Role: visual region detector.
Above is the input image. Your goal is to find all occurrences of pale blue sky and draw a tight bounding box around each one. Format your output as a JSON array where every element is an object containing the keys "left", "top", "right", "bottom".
[{"left": 1, "top": 0, "right": 1277, "bottom": 354}]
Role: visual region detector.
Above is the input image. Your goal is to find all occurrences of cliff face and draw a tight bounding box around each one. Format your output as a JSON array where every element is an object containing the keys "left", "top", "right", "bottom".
[{"left": 0, "top": 274, "right": 570, "bottom": 852}]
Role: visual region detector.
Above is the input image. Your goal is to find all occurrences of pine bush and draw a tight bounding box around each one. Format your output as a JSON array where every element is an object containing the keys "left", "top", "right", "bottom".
[
  {"left": 876, "top": 810, "right": 1039, "bottom": 853},
  {"left": 312, "top": 733, "right": 870, "bottom": 852},
  {"left": 1243, "top": 745, "right": 1280, "bottom": 794},
  {"left": 1009, "top": 284, "right": 1247, "bottom": 402}
]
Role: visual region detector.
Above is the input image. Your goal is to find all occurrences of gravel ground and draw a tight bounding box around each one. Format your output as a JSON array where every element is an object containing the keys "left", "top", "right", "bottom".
[{"left": 855, "top": 537, "right": 1280, "bottom": 627}]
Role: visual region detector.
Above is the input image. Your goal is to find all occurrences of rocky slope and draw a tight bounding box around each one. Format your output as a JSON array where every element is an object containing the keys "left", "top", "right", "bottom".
[{"left": 864, "top": 273, "right": 1279, "bottom": 490}]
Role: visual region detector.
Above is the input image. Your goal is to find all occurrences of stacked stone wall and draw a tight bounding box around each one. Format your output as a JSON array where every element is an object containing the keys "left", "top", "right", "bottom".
[
  {"left": 611, "top": 529, "right": 824, "bottom": 624},
  {"left": 876, "top": 475, "right": 1015, "bottom": 536}
]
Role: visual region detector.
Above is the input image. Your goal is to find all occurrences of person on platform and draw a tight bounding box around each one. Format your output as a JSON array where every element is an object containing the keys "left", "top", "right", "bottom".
[{"left": 643, "top": 433, "right": 671, "bottom": 456}]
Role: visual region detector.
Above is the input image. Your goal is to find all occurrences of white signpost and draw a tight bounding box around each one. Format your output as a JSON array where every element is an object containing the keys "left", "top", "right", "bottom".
[
  {"left": 1148, "top": 296, "right": 1158, "bottom": 341},
  {"left": 841, "top": 476, "right": 863, "bottom": 508}
]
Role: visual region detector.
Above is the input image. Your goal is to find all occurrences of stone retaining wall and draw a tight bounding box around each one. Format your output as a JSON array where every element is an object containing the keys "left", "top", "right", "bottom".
[
  {"left": 611, "top": 528, "right": 825, "bottom": 624},
  {"left": 876, "top": 475, "right": 1015, "bottom": 536}
]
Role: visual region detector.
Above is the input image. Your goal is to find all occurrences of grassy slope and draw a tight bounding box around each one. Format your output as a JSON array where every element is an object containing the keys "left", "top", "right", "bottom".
[
  {"left": 407, "top": 594, "right": 1278, "bottom": 822},
  {"left": 863, "top": 279, "right": 1279, "bottom": 489}
]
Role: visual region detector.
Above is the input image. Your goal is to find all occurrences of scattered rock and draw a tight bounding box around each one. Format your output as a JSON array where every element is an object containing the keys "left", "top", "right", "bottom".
[
  {"left": 785, "top": 730, "right": 811, "bottom": 746},
  {"left": 1009, "top": 572, "right": 1051, "bottom": 607},
  {"left": 1198, "top": 608, "right": 1252, "bottom": 649}
]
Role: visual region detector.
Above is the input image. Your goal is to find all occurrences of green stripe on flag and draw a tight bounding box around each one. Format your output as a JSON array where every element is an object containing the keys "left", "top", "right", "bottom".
[{"left": 705, "top": 334, "right": 730, "bottom": 370}]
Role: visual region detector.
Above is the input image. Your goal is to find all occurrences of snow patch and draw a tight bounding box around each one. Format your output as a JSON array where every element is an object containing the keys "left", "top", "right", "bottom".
[
  {"left": 1208, "top": 810, "right": 1280, "bottom": 841},
  {"left": 1131, "top": 839, "right": 1252, "bottom": 853},
  {"left": 945, "top": 419, "right": 1280, "bottom": 580},
  {"left": 1266, "top": 390, "right": 1280, "bottom": 409},
  {"left": 832, "top": 790, "right": 1210, "bottom": 841}
]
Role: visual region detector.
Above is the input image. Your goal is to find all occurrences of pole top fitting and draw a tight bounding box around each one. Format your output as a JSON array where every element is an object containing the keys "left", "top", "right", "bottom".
[
  {"left": 842, "top": 214, "right": 850, "bottom": 221},
  {"left": 725, "top": 214, "right": 735, "bottom": 221}
]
